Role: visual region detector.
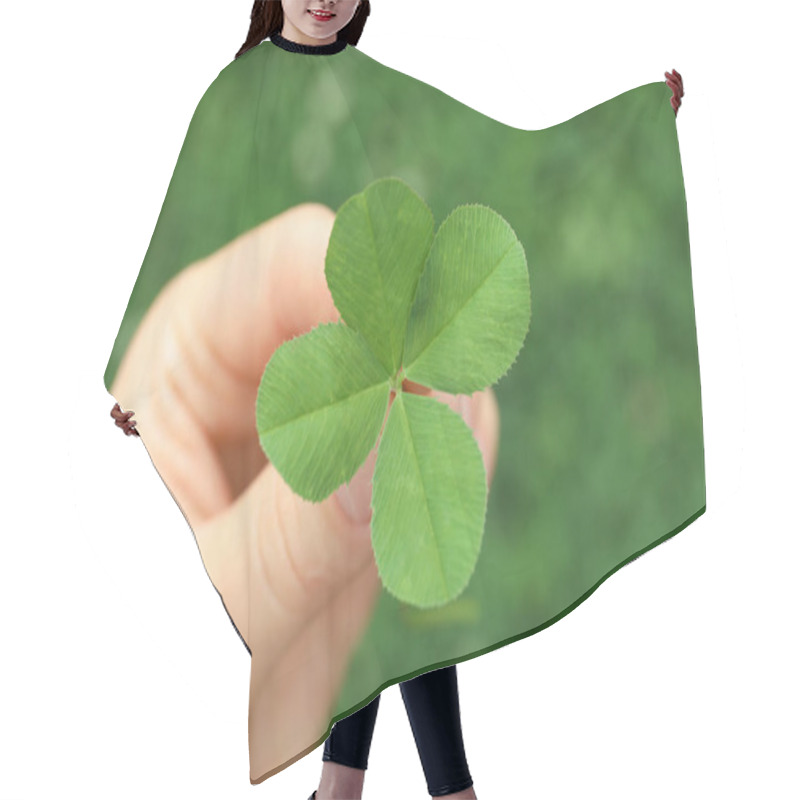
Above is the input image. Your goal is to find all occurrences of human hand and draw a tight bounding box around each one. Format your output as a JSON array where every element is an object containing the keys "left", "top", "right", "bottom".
[
  {"left": 110, "top": 402, "right": 138, "bottom": 436},
  {"left": 109, "top": 202, "right": 500, "bottom": 780},
  {"left": 665, "top": 68, "right": 684, "bottom": 116}
]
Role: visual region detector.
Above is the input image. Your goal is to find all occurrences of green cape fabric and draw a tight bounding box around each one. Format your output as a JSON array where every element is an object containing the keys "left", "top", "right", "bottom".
[{"left": 104, "top": 37, "right": 705, "bottom": 784}]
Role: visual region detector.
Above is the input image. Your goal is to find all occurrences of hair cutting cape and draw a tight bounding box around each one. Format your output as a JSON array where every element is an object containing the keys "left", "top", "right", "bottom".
[{"left": 104, "top": 36, "right": 705, "bottom": 785}]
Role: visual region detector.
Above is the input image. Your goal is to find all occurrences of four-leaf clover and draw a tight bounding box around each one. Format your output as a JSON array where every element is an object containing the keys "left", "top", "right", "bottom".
[{"left": 256, "top": 177, "right": 531, "bottom": 608}]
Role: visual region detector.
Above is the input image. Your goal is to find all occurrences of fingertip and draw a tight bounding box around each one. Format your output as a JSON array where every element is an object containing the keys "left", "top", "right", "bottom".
[{"left": 476, "top": 388, "right": 500, "bottom": 487}]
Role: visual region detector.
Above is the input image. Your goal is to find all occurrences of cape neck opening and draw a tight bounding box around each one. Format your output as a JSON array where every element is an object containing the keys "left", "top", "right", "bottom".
[{"left": 269, "top": 31, "right": 348, "bottom": 55}]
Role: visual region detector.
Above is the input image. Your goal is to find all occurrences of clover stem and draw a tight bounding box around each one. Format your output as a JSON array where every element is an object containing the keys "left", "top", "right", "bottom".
[{"left": 390, "top": 367, "right": 406, "bottom": 392}]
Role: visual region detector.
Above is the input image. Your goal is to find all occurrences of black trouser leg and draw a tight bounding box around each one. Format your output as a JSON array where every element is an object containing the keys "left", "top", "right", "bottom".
[
  {"left": 323, "top": 665, "right": 473, "bottom": 797},
  {"left": 400, "top": 665, "right": 473, "bottom": 797},
  {"left": 323, "top": 693, "right": 381, "bottom": 770}
]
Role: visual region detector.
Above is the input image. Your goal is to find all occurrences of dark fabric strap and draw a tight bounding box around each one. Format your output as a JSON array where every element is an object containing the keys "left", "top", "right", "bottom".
[{"left": 270, "top": 30, "right": 348, "bottom": 55}]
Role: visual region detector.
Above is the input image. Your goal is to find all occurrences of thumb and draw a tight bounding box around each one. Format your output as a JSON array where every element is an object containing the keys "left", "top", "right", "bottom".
[
  {"left": 333, "top": 381, "right": 500, "bottom": 527},
  {"left": 334, "top": 441, "right": 379, "bottom": 526},
  {"left": 332, "top": 387, "right": 401, "bottom": 526}
]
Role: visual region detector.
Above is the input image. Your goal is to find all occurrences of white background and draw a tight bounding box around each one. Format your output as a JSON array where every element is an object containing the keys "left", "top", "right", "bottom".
[{"left": 1, "top": 1, "right": 797, "bottom": 798}]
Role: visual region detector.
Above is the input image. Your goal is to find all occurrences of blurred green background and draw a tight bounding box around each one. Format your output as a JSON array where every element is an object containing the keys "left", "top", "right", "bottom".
[{"left": 105, "top": 43, "right": 705, "bottom": 724}]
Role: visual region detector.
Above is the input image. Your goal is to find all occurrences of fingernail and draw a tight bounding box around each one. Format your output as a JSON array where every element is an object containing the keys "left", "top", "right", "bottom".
[{"left": 335, "top": 445, "right": 378, "bottom": 526}]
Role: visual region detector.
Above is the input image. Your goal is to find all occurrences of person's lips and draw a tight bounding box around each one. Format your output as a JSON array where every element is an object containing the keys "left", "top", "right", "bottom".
[{"left": 308, "top": 9, "right": 335, "bottom": 21}]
